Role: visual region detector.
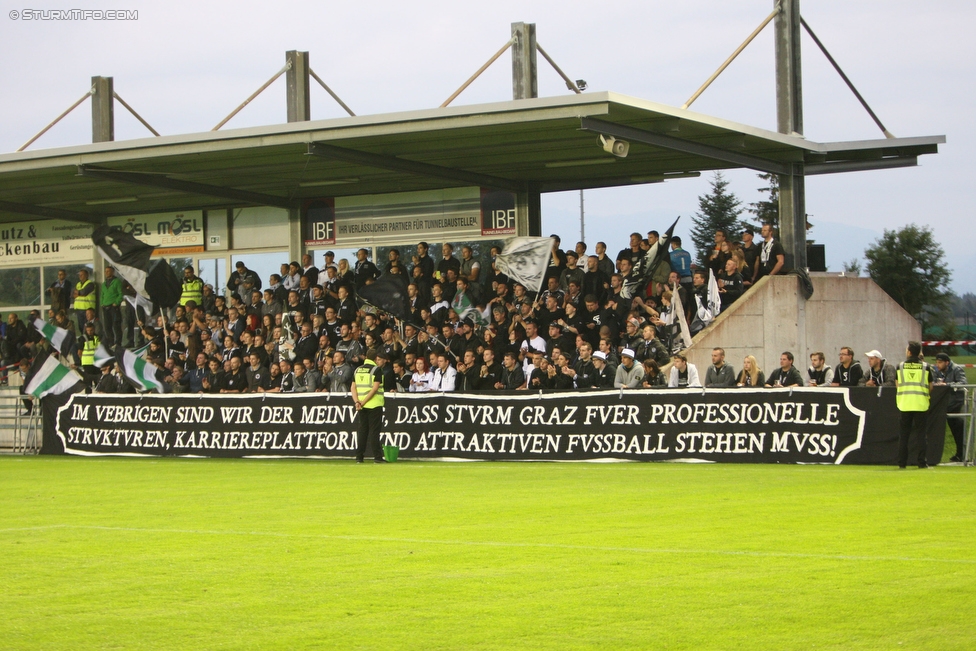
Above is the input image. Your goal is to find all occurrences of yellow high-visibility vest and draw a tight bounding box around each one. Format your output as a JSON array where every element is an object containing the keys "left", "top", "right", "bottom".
[
  {"left": 180, "top": 278, "right": 204, "bottom": 306},
  {"left": 896, "top": 361, "right": 931, "bottom": 412},
  {"left": 81, "top": 335, "right": 100, "bottom": 366},
  {"left": 354, "top": 360, "right": 384, "bottom": 409},
  {"left": 74, "top": 279, "right": 96, "bottom": 311}
]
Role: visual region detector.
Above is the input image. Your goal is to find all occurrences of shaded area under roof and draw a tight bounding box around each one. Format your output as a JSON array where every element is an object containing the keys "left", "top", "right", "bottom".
[{"left": 0, "top": 92, "right": 944, "bottom": 225}]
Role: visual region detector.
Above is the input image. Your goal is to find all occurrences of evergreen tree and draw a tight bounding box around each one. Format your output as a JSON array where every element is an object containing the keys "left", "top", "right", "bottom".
[
  {"left": 746, "top": 173, "right": 779, "bottom": 228},
  {"left": 689, "top": 172, "right": 744, "bottom": 266},
  {"left": 864, "top": 224, "right": 953, "bottom": 334}
]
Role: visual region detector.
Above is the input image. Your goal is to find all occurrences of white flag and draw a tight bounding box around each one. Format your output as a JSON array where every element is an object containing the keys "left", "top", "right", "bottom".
[
  {"left": 25, "top": 356, "right": 83, "bottom": 399},
  {"left": 669, "top": 283, "right": 694, "bottom": 351},
  {"left": 494, "top": 237, "right": 554, "bottom": 295},
  {"left": 707, "top": 269, "right": 722, "bottom": 319}
]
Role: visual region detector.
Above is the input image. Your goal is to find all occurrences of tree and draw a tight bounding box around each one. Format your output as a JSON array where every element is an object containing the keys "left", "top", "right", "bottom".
[
  {"left": 746, "top": 173, "right": 779, "bottom": 228},
  {"left": 864, "top": 224, "right": 953, "bottom": 333},
  {"left": 690, "top": 172, "right": 744, "bottom": 266},
  {"left": 843, "top": 259, "right": 862, "bottom": 276}
]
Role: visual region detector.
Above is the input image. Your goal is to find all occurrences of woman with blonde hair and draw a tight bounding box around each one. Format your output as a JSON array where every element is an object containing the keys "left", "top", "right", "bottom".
[{"left": 736, "top": 355, "right": 765, "bottom": 387}]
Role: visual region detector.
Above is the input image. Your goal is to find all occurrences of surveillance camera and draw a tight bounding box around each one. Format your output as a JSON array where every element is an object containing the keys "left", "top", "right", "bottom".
[
  {"left": 599, "top": 134, "right": 629, "bottom": 158},
  {"left": 576, "top": 79, "right": 588, "bottom": 91}
]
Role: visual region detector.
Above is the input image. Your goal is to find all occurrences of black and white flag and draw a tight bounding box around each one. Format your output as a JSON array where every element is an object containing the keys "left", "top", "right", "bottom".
[
  {"left": 494, "top": 237, "right": 554, "bottom": 295},
  {"left": 92, "top": 226, "right": 182, "bottom": 309},
  {"left": 357, "top": 273, "right": 411, "bottom": 322}
]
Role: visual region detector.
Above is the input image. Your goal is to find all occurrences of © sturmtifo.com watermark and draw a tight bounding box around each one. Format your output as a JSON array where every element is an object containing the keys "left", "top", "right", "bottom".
[{"left": 9, "top": 9, "right": 138, "bottom": 20}]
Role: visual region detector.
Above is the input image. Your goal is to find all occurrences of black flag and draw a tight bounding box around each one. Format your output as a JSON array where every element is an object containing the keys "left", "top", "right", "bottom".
[
  {"left": 92, "top": 225, "right": 182, "bottom": 308},
  {"left": 357, "top": 273, "right": 410, "bottom": 321},
  {"left": 644, "top": 216, "right": 681, "bottom": 282}
]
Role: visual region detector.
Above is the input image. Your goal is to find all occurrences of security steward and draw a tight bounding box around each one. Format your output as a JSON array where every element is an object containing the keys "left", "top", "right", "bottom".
[
  {"left": 351, "top": 350, "right": 386, "bottom": 463},
  {"left": 79, "top": 321, "right": 101, "bottom": 378},
  {"left": 73, "top": 268, "right": 97, "bottom": 334},
  {"left": 180, "top": 266, "right": 204, "bottom": 309},
  {"left": 896, "top": 340, "right": 934, "bottom": 469}
]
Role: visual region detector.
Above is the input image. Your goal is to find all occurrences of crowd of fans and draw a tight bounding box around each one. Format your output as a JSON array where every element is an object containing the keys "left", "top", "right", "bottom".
[{"left": 0, "top": 225, "right": 961, "bottom": 400}]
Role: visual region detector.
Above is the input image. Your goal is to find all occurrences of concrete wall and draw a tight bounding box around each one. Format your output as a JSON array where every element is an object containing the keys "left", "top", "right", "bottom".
[{"left": 684, "top": 274, "right": 921, "bottom": 381}]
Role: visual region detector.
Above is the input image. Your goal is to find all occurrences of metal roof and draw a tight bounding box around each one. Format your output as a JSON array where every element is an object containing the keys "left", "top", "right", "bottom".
[{"left": 0, "top": 91, "right": 944, "bottom": 225}]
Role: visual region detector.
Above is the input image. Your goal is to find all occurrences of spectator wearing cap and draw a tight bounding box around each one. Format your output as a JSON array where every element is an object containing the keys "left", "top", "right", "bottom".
[
  {"left": 704, "top": 347, "right": 736, "bottom": 387},
  {"left": 591, "top": 351, "right": 615, "bottom": 388},
  {"left": 859, "top": 350, "right": 896, "bottom": 387},
  {"left": 614, "top": 348, "right": 643, "bottom": 389},
  {"left": 933, "top": 352, "right": 968, "bottom": 461},
  {"left": 620, "top": 318, "right": 642, "bottom": 352},
  {"left": 668, "top": 354, "right": 702, "bottom": 388}
]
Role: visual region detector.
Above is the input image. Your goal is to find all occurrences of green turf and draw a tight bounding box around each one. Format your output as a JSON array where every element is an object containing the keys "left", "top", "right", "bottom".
[{"left": 2, "top": 458, "right": 974, "bottom": 650}]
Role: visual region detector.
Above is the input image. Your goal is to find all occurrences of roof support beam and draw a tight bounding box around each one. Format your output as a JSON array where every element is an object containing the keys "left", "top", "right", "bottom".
[
  {"left": 0, "top": 200, "right": 102, "bottom": 225},
  {"left": 307, "top": 142, "right": 523, "bottom": 193},
  {"left": 804, "top": 156, "right": 917, "bottom": 175},
  {"left": 76, "top": 165, "right": 295, "bottom": 209},
  {"left": 579, "top": 117, "right": 794, "bottom": 175}
]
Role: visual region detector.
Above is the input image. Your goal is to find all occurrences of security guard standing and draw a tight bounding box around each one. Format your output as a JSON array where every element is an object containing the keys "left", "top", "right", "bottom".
[
  {"left": 896, "top": 340, "right": 934, "bottom": 469},
  {"left": 180, "top": 266, "right": 204, "bottom": 309},
  {"left": 73, "top": 268, "right": 97, "bottom": 334},
  {"left": 351, "top": 350, "right": 386, "bottom": 463},
  {"left": 79, "top": 321, "right": 101, "bottom": 378}
]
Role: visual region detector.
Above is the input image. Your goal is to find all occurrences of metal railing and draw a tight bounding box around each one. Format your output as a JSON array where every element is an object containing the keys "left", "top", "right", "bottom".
[
  {"left": 0, "top": 388, "right": 40, "bottom": 454},
  {"left": 957, "top": 386, "right": 976, "bottom": 466}
]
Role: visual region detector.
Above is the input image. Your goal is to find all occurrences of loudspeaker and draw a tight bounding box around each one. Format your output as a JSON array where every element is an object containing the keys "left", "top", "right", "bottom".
[{"left": 806, "top": 243, "right": 826, "bottom": 272}]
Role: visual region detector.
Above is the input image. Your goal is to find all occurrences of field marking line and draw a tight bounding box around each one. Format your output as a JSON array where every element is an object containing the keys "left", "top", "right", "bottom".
[{"left": 4, "top": 524, "right": 975, "bottom": 566}]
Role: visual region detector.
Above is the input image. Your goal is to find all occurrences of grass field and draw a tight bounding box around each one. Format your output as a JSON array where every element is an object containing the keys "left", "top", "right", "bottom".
[{"left": 2, "top": 457, "right": 974, "bottom": 650}]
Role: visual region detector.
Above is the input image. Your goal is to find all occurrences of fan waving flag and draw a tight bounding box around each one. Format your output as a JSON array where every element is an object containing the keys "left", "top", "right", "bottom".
[
  {"left": 641, "top": 216, "right": 681, "bottom": 283},
  {"left": 115, "top": 347, "right": 167, "bottom": 393},
  {"left": 33, "top": 318, "right": 76, "bottom": 357},
  {"left": 494, "top": 237, "right": 554, "bottom": 295},
  {"left": 92, "top": 225, "right": 182, "bottom": 309},
  {"left": 25, "top": 356, "right": 84, "bottom": 399},
  {"left": 357, "top": 273, "right": 411, "bottom": 322}
]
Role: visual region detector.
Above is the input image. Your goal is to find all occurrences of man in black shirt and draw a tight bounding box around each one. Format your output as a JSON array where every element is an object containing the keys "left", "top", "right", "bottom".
[
  {"left": 354, "top": 249, "right": 380, "bottom": 290},
  {"left": 437, "top": 243, "right": 462, "bottom": 281},
  {"left": 245, "top": 352, "right": 270, "bottom": 392},
  {"left": 479, "top": 348, "right": 502, "bottom": 390},
  {"left": 741, "top": 228, "right": 761, "bottom": 286},
  {"left": 494, "top": 351, "right": 525, "bottom": 390},
  {"left": 219, "top": 356, "right": 247, "bottom": 393},
  {"left": 831, "top": 347, "right": 863, "bottom": 387},
  {"left": 765, "top": 351, "right": 803, "bottom": 387},
  {"left": 616, "top": 233, "right": 643, "bottom": 273},
  {"left": 416, "top": 242, "right": 435, "bottom": 281},
  {"left": 756, "top": 223, "right": 786, "bottom": 280}
]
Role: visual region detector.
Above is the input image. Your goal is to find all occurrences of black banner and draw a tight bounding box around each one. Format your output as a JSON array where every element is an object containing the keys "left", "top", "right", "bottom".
[{"left": 48, "top": 388, "right": 949, "bottom": 464}]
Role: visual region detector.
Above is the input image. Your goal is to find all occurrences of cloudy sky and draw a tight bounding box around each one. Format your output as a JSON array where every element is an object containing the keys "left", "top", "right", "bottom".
[{"left": 2, "top": 1, "right": 971, "bottom": 293}]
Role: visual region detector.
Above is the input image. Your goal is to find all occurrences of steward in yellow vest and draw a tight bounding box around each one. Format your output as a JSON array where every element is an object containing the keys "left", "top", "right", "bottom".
[
  {"left": 73, "top": 268, "right": 96, "bottom": 333},
  {"left": 80, "top": 323, "right": 100, "bottom": 372},
  {"left": 351, "top": 352, "right": 385, "bottom": 463},
  {"left": 895, "top": 340, "right": 933, "bottom": 469},
  {"left": 180, "top": 266, "right": 204, "bottom": 308}
]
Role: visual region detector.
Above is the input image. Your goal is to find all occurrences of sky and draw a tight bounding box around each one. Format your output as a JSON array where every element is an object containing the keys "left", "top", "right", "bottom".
[{"left": 1, "top": 0, "right": 972, "bottom": 294}]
